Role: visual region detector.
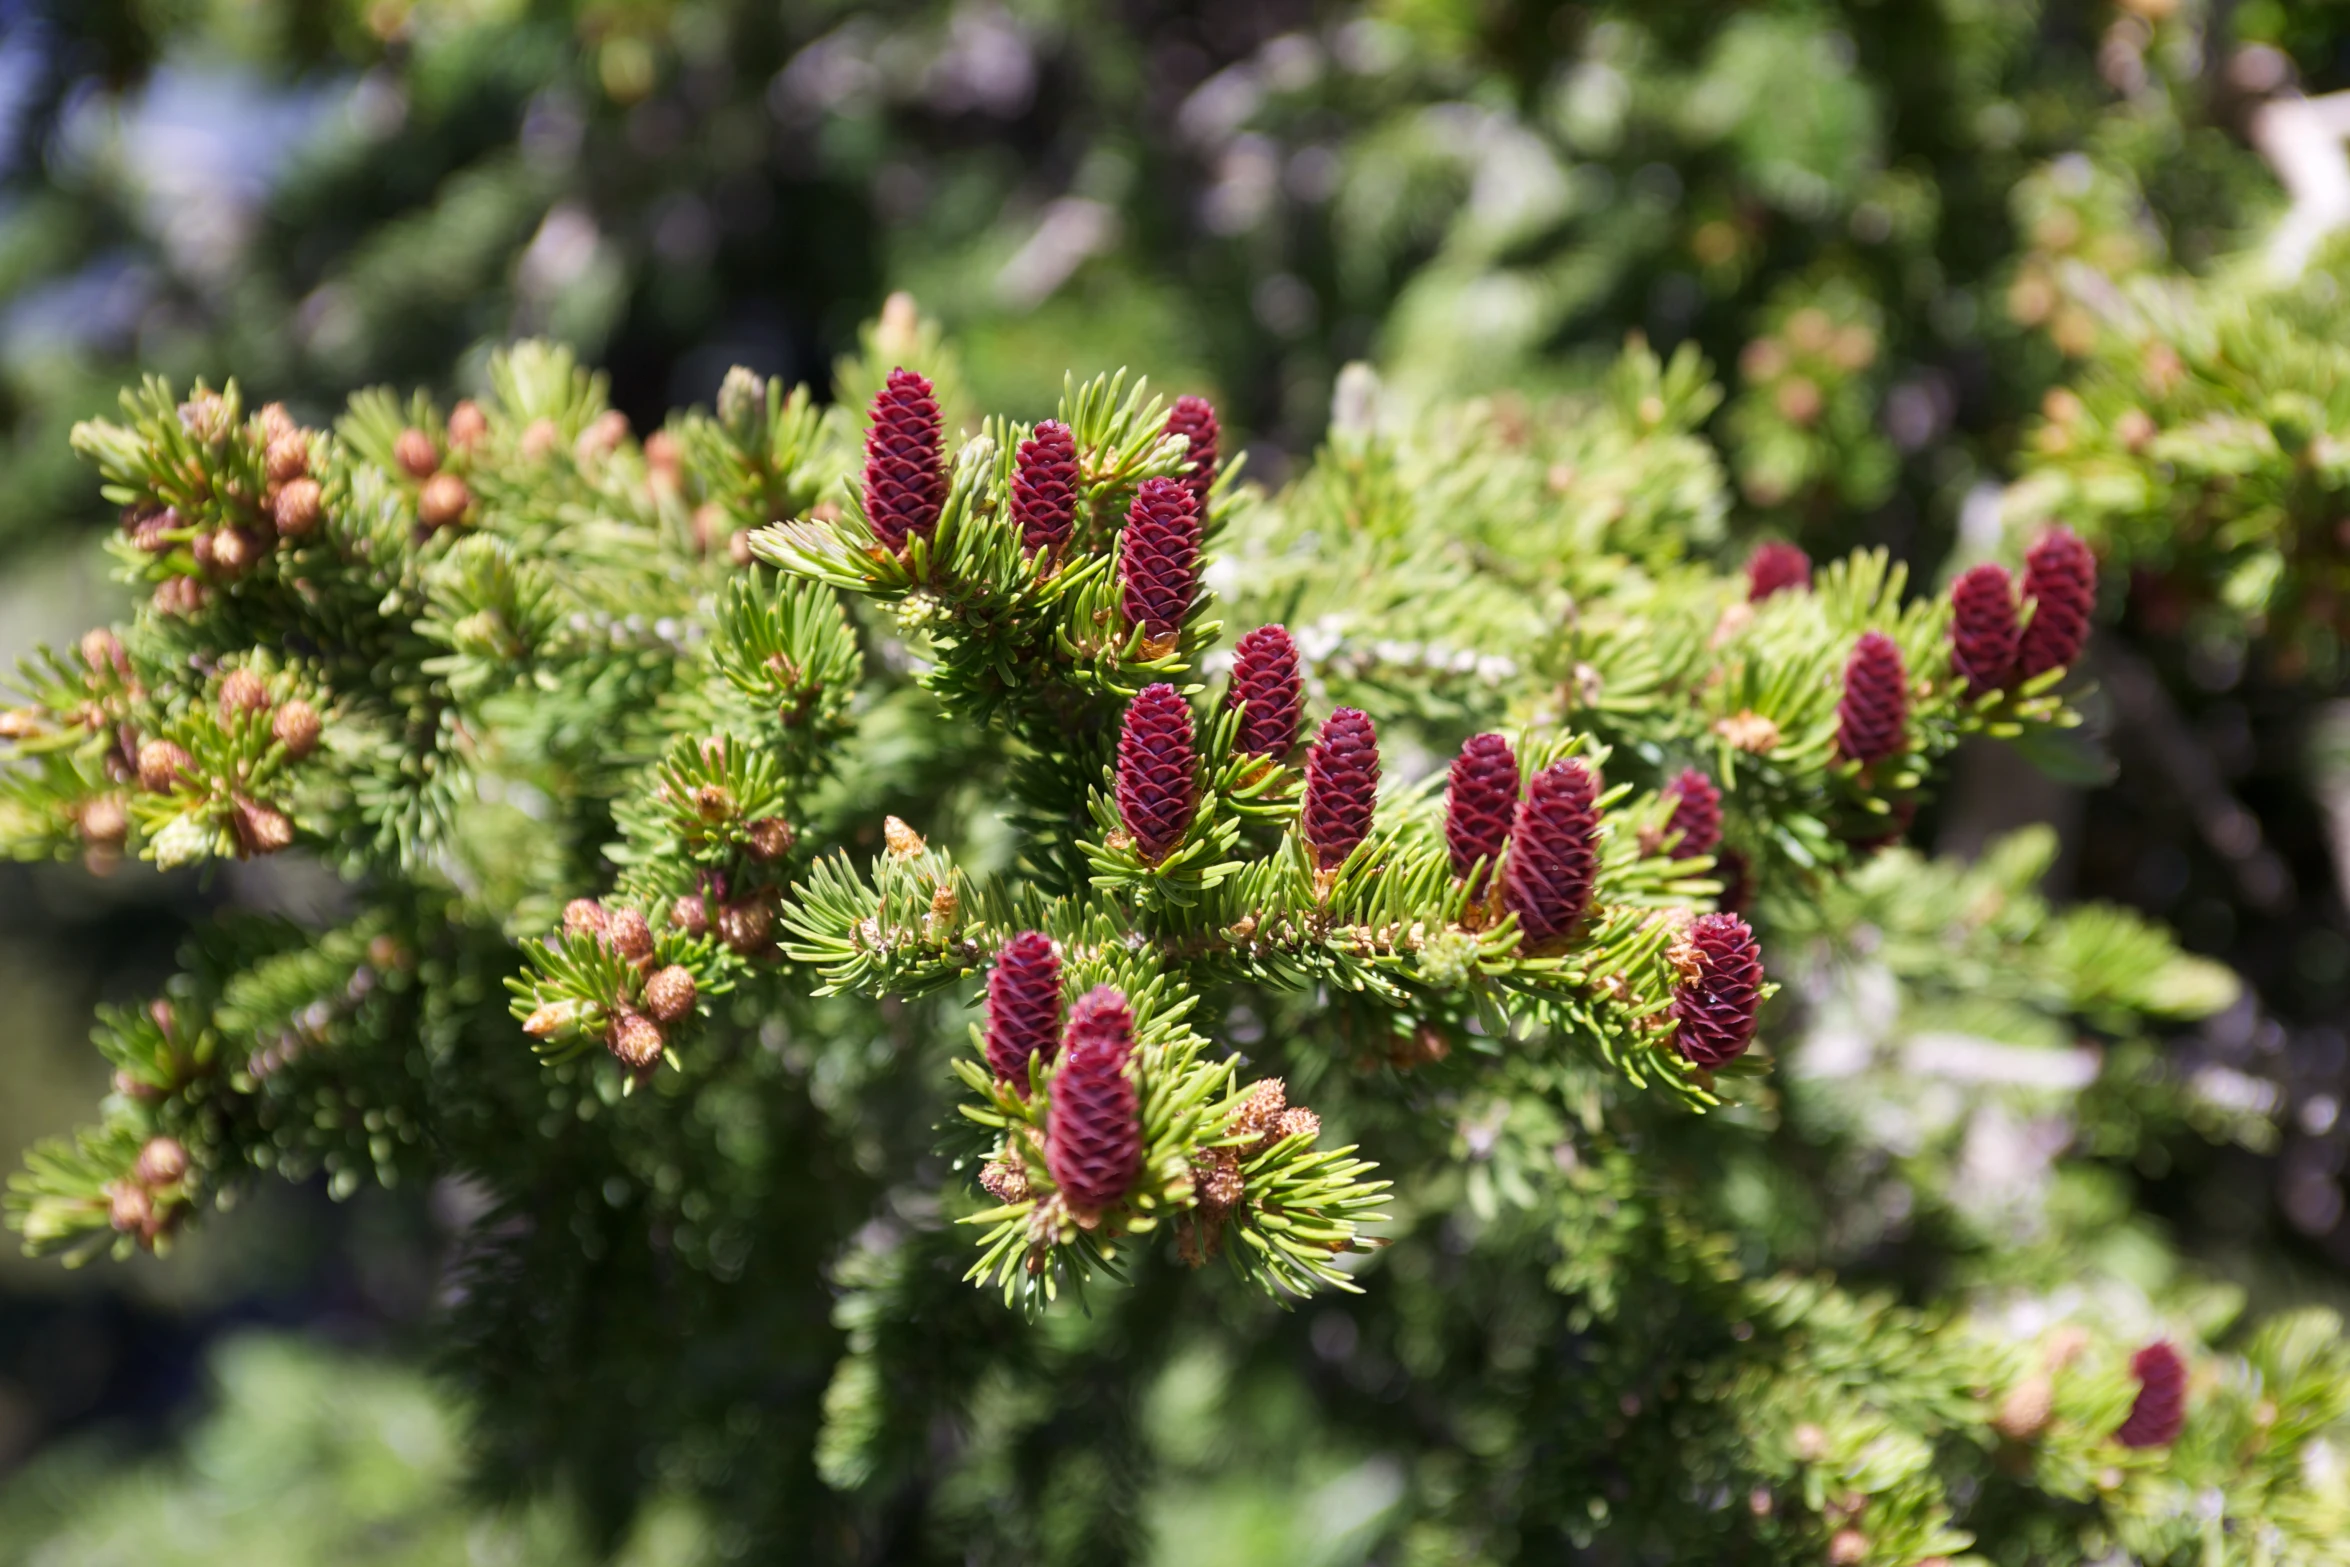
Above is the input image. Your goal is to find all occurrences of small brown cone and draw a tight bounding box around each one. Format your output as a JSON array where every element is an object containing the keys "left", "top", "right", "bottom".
[
  {"left": 272, "top": 700, "right": 321, "bottom": 758},
  {"left": 394, "top": 427, "right": 440, "bottom": 478},
  {"left": 608, "top": 1009, "right": 664, "bottom": 1073},
  {"left": 273, "top": 477, "right": 324, "bottom": 538},
  {"left": 418, "top": 473, "right": 471, "bottom": 530},
  {"left": 643, "top": 965, "right": 697, "bottom": 1023}
]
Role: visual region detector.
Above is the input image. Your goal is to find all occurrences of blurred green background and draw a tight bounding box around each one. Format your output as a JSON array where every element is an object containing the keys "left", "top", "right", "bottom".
[{"left": 3, "top": 0, "right": 2349, "bottom": 1558}]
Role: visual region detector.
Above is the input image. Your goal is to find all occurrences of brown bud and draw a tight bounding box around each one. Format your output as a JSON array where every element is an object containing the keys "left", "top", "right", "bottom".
[
  {"left": 1993, "top": 1375, "right": 2054, "bottom": 1441},
  {"left": 0, "top": 708, "right": 43, "bottom": 741},
  {"left": 80, "top": 628, "right": 125, "bottom": 677},
  {"left": 417, "top": 472, "right": 471, "bottom": 530},
  {"left": 138, "top": 739, "right": 194, "bottom": 793},
  {"left": 265, "top": 431, "right": 310, "bottom": 485},
  {"left": 179, "top": 390, "right": 229, "bottom": 447},
  {"left": 1828, "top": 1529, "right": 1868, "bottom": 1566},
  {"left": 272, "top": 477, "right": 323, "bottom": 538},
  {"left": 218, "top": 669, "right": 272, "bottom": 719},
  {"left": 643, "top": 965, "right": 697, "bottom": 1023},
  {"left": 214, "top": 526, "right": 264, "bottom": 576},
  {"left": 448, "top": 399, "right": 489, "bottom": 451},
  {"left": 135, "top": 1136, "right": 190, "bottom": 1187},
  {"left": 607, "top": 1009, "right": 664, "bottom": 1072},
  {"left": 153, "top": 577, "right": 209, "bottom": 617},
  {"left": 271, "top": 700, "right": 321, "bottom": 758},
  {"left": 255, "top": 402, "right": 296, "bottom": 442},
  {"left": 1775, "top": 377, "right": 1824, "bottom": 426},
  {"left": 746, "top": 817, "right": 794, "bottom": 861},
  {"left": 2115, "top": 408, "right": 2157, "bottom": 453},
  {"left": 108, "top": 1180, "right": 156, "bottom": 1236},
  {"left": 521, "top": 1001, "right": 574, "bottom": 1039},
  {"left": 692, "top": 784, "right": 735, "bottom": 822},
  {"left": 670, "top": 895, "right": 708, "bottom": 937},
  {"left": 521, "top": 418, "right": 562, "bottom": 462},
  {"left": 230, "top": 797, "right": 294, "bottom": 857},
  {"left": 562, "top": 898, "right": 609, "bottom": 939},
  {"left": 394, "top": 427, "right": 439, "bottom": 478},
  {"left": 644, "top": 430, "right": 682, "bottom": 478},
  {"left": 717, "top": 898, "right": 774, "bottom": 955},
  {"left": 575, "top": 409, "right": 629, "bottom": 464},
  {"left": 1274, "top": 1107, "right": 1322, "bottom": 1144},
  {"left": 604, "top": 908, "right": 655, "bottom": 963},
  {"left": 133, "top": 509, "right": 181, "bottom": 553},
  {"left": 883, "top": 816, "right": 925, "bottom": 857},
  {"left": 77, "top": 795, "right": 129, "bottom": 846},
  {"left": 979, "top": 1159, "right": 1030, "bottom": 1204}
]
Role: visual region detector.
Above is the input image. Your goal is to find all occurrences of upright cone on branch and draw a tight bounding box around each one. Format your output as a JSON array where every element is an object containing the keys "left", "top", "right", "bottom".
[
  {"left": 2114, "top": 1341, "right": 2187, "bottom": 1448},
  {"left": 1302, "top": 708, "right": 1380, "bottom": 870},
  {"left": 1227, "top": 625, "right": 1302, "bottom": 760},
  {"left": 1671, "top": 912, "right": 1765, "bottom": 1067},
  {"left": 1118, "top": 477, "right": 1202, "bottom": 647},
  {"left": 1661, "top": 767, "right": 1722, "bottom": 857},
  {"left": 2018, "top": 526, "right": 2097, "bottom": 678},
  {"left": 1164, "top": 394, "right": 1220, "bottom": 510},
  {"left": 1116, "top": 684, "right": 1198, "bottom": 863},
  {"left": 985, "top": 931, "right": 1062, "bottom": 1091},
  {"left": 1950, "top": 563, "right": 2021, "bottom": 696},
  {"left": 1503, "top": 759, "right": 1599, "bottom": 945},
  {"left": 1444, "top": 733, "right": 1519, "bottom": 878},
  {"left": 1012, "top": 419, "right": 1078, "bottom": 555},
  {"left": 1046, "top": 986, "right": 1141, "bottom": 1211},
  {"left": 1746, "top": 541, "right": 1811, "bottom": 601},
  {"left": 1837, "top": 631, "right": 1909, "bottom": 766},
  {"left": 862, "top": 367, "right": 945, "bottom": 551}
]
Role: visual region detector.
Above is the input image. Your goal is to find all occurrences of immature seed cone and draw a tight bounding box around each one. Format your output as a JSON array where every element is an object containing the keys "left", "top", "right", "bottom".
[
  {"left": 1012, "top": 419, "right": 1079, "bottom": 554},
  {"left": 745, "top": 817, "right": 794, "bottom": 861},
  {"left": 1993, "top": 1375, "right": 2055, "bottom": 1441},
  {"left": 1502, "top": 759, "right": 1600, "bottom": 945},
  {"left": 394, "top": 427, "right": 439, "bottom": 479},
  {"left": 229, "top": 797, "right": 294, "bottom": 857},
  {"left": 135, "top": 1135, "right": 190, "bottom": 1187},
  {"left": 265, "top": 431, "right": 309, "bottom": 486},
  {"left": 418, "top": 472, "right": 471, "bottom": 530},
  {"left": 862, "top": 367, "right": 945, "bottom": 550},
  {"left": 77, "top": 796, "right": 129, "bottom": 847},
  {"left": 1046, "top": 986, "right": 1142, "bottom": 1211},
  {"left": 669, "top": 894, "right": 708, "bottom": 937},
  {"left": 643, "top": 965, "right": 697, "bottom": 1024},
  {"left": 1302, "top": 708, "right": 1380, "bottom": 871},
  {"left": 1837, "top": 631, "right": 1909, "bottom": 766},
  {"left": 209, "top": 526, "right": 262, "bottom": 575},
  {"left": 137, "top": 739, "right": 193, "bottom": 793},
  {"left": 985, "top": 931, "right": 1063, "bottom": 1091},
  {"left": 448, "top": 399, "right": 489, "bottom": 451},
  {"left": 2018, "top": 526, "right": 2097, "bottom": 679},
  {"left": 272, "top": 699, "right": 321, "bottom": 759},
  {"left": 1661, "top": 767, "right": 1723, "bottom": 857},
  {"left": 1671, "top": 912, "right": 1765, "bottom": 1067},
  {"left": 254, "top": 402, "right": 295, "bottom": 442},
  {"left": 108, "top": 1181, "right": 156, "bottom": 1237},
  {"left": 1163, "top": 394, "right": 1220, "bottom": 509},
  {"left": 1118, "top": 476, "right": 1202, "bottom": 645},
  {"left": 1115, "top": 683, "right": 1198, "bottom": 863},
  {"left": 718, "top": 898, "right": 774, "bottom": 955},
  {"left": 604, "top": 908, "right": 655, "bottom": 964},
  {"left": 608, "top": 1009, "right": 665, "bottom": 1074},
  {"left": 562, "top": 898, "right": 609, "bottom": 939},
  {"left": 1745, "top": 540, "right": 1811, "bottom": 601},
  {"left": 1226, "top": 625, "right": 1302, "bottom": 759},
  {"left": 273, "top": 477, "right": 323, "bottom": 538},
  {"left": 218, "top": 669, "right": 272, "bottom": 719},
  {"left": 2115, "top": 1341, "right": 2187, "bottom": 1449},
  {"left": 1444, "top": 732, "right": 1519, "bottom": 877},
  {"left": 1949, "top": 563, "right": 2021, "bottom": 697}
]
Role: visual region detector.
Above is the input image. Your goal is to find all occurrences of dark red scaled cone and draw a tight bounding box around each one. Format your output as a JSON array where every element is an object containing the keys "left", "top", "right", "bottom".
[
  {"left": 986, "top": 931, "right": 1063, "bottom": 1091},
  {"left": 2114, "top": 1341, "right": 2187, "bottom": 1449},
  {"left": 1116, "top": 684, "right": 1199, "bottom": 863},
  {"left": 1047, "top": 986, "right": 1142, "bottom": 1210},
  {"left": 1013, "top": 419, "right": 1078, "bottom": 555},
  {"left": 1227, "top": 625, "right": 1303, "bottom": 759},
  {"left": 1714, "top": 848, "right": 1751, "bottom": 914},
  {"left": 1302, "top": 708, "right": 1380, "bottom": 870},
  {"left": 1746, "top": 541, "right": 1811, "bottom": 601},
  {"left": 1949, "top": 563, "right": 2021, "bottom": 697},
  {"left": 1503, "top": 759, "right": 1600, "bottom": 945},
  {"left": 2018, "top": 526, "right": 2097, "bottom": 679},
  {"left": 1164, "top": 395, "right": 1220, "bottom": 510},
  {"left": 1837, "top": 631, "right": 1909, "bottom": 766},
  {"left": 1672, "top": 912, "right": 1764, "bottom": 1067},
  {"left": 862, "top": 367, "right": 945, "bottom": 550},
  {"left": 1662, "top": 767, "right": 1722, "bottom": 857},
  {"left": 1445, "top": 733, "right": 1519, "bottom": 878},
  {"left": 1119, "top": 477, "right": 1203, "bottom": 645}
]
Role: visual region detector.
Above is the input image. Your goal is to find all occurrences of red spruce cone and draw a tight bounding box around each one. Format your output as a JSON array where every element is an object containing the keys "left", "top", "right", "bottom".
[
  {"left": 1226, "top": 625, "right": 1302, "bottom": 759},
  {"left": 1837, "top": 631, "right": 1909, "bottom": 766},
  {"left": 1672, "top": 912, "right": 1764, "bottom": 1067},
  {"left": 1013, "top": 419, "right": 1079, "bottom": 555},
  {"left": 1164, "top": 394, "right": 1220, "bottom": 509},
  {"left": 862, "top": 367, "right": 945, "bottom": 550},
  {"left": 1503, "top": 758, "right": 1600, "bottom": 945},
  {"left": 1746, "top": 541, "right": 1811, "bottom": 601},
  {"left": 1119, "top": 477, "right": 1202, "bottom": 645},
  {"left": 1662, "top": 767, "right": 1723, "bottom": 857},
  {"left": 1949, "top": 563, "right": 2021, "bottom": 697},
  {"left": 2018, "top": 526, "right": 2097, "bottom": 679},
  {"left": 1116, "top": 684, "right": 1199, "bottom": 863},
  {"left": 1303, "top": 708, "right": 1380, "bottom": 871},
  {"left": 1445, "top": 732, "right": 1519, "bottom": 877},
  {"left": 2114, "top": 1341, "right": 2187, "bottom": 1449},
  {"left": 1046, "top": 986, "right": 1142, "bottom": 1210},
  {"left": 985, "top": 931, "right": 1063, "bottom": 1091}
]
